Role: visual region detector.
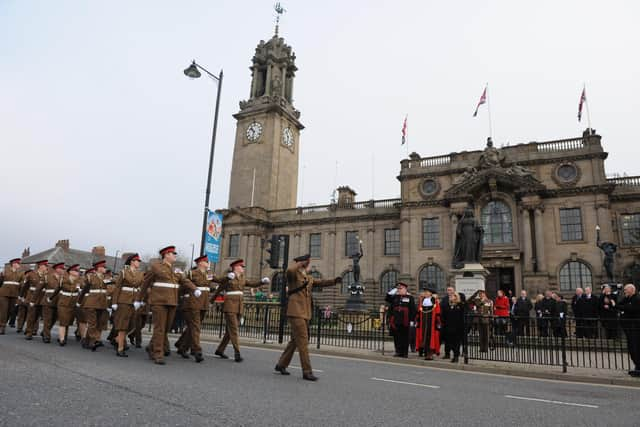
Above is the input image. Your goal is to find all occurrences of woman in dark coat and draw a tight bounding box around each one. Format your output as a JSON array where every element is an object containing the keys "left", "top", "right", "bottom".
[{"left": 442, "top": 293, "right": 465, "bottom": 362}]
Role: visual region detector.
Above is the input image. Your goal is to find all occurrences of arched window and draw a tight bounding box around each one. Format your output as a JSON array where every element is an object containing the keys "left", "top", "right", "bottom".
[
  {"left": 341, "top": 271, "right": 354, "bottom": 294},
  {"left": 271, "top": 272, "right": 285, "bottom": 294},
  {"left": 559, "top": 261, "right": 592, "bottom": 291},
  {"left": 380, "top": 270, "right": 400, "bottom": 293},
  {"left": 481, "top": 201, "right": 513, "bottom": 244},
  {"left": 418, "top": 264, "right": 446, "bottom": 294}
]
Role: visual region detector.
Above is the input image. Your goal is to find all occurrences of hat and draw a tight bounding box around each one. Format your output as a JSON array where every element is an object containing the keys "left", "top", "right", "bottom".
[
  {"left": 93, "top": 260, "right": 107, "bottom": 268},
  {"left": 85, "top": 268, "right": 95, "bottom": 275},
  {"left": 35, "top": 260, "right": 49, "bottom": 267},
  {"left": 159, "top": 245, "right": 176, "bottom": 257},
  {"left": 67, "top": 264, "right": 80, "bottom": 273},
  {"left": 125, "top": 253, "right": 141, "bottom": 265},
  {"left": 230, "top": 259, "right": 245, "bottom": 268},
  {"left": 53, "top": 262, "right": 65, "bottom": 270},
  {"left": 396, "top": 282, "right": 408, "bottom": 289},
  {"left": 294, "top": 254, "right": 311, "bottom": 262},
  {"left": 194, "top": 255, "right": 209, "bottom": 264},
  {"left": 9, "top": 258, "right": 21, "bottom": 264}
]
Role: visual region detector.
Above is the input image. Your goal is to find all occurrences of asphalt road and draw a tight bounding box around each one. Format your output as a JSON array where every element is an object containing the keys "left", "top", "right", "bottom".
[{"left": 0, "top": 329, "right": 638, "bottom": 427}]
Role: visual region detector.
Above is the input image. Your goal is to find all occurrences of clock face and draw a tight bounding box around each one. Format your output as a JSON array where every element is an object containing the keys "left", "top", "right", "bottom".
[
  {"left": 246, "top": 121, "right": 263, "bottom": 142},
  {"left": 282, "top": 127, "right": 294, "bottom": 147}
]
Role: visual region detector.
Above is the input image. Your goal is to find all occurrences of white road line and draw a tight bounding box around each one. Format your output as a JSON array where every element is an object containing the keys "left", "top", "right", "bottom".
[
  {"left": 505, "top": 395, "right": 599, "bottom": 409},
  {"left": 371, "top": 377, "right": 440, "bottom": 389},
  {"left": 290, "top": 365, "right": 324, "bottom": 373}
]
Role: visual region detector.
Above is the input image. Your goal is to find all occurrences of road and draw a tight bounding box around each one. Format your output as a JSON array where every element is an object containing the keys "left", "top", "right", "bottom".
[{"left": 0, "top": 330, "right": 638, "bottom": 426}]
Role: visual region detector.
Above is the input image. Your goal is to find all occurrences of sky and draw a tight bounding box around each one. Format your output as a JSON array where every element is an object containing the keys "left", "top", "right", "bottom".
[{"left": 1, "top": 0, "right": 639, "bottom": 263}]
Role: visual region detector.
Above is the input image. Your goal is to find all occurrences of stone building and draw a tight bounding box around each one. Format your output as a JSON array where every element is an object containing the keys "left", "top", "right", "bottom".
[{"left": 214, "top": 31, "right": 640, "bottom": 308}]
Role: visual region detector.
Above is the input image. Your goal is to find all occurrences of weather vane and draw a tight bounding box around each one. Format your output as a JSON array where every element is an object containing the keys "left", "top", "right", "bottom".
[{"left": 274, "top": 2, "right": 286, "bottom": 36}]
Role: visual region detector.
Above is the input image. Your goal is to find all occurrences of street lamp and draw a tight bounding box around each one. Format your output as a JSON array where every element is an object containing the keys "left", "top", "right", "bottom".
[{"left": 183, "top": 60, "right": 224, "bottom": 256}]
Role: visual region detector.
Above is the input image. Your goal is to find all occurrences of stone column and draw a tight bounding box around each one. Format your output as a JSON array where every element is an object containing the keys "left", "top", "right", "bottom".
[
  {"left": 596, "top": 203, "right": 613, "bottom": 242},
  {"left": 250, "top": 67, "right": 258, "bottom": 98},
  {"left": 521, "top": 208, "right": 533, "bottom": 272},
  {"left": 246, "top": 234, "right": 256, "bottom": 278},
  {"left": 400, "top": 218, "right": 411, "bottom": 277},
  {"left": 265, "top": 63, "right": 272, "bottom": 95},
  {"left": 534, "top": 208, "right": 547, "bottom": 272},
  {"left": 366, "top": 227, "right": 375, "bottom": 282},
  {"left": 328, "top": 231, "right": 336, "bottom": 277},
  {"left": 450, "top": 213, "right": 459, "bottom": 252}
]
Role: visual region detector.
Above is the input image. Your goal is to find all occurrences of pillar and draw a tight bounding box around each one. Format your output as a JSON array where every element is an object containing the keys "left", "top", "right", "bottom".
[
  {"left": 534, "top": 208, "right": 547, "bottom": 272},
  {"left": 521, "top": 208, "right": 533, "bottom": 272}
]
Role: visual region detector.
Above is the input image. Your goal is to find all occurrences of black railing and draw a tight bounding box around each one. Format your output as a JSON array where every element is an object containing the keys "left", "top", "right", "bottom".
[
  {"left": 462, "top": 315, "right": 635, "bottom": 372},
  {"left": 196, "top": 303, "right": 636, "bottom": 372}
]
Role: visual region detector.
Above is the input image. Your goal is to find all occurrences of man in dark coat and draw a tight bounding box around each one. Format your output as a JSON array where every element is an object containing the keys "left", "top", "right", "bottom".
[
  {"left": 386, "top": 282, "right": 416, "bottom": 358},
  {"left": 538, "top": 291, "right": 557, "bottom": 337},
  {"left": 513, "top": 290, "right": 533, "bottom": 338},
  {"left": 617, "top": 284, "right": 640, "bottom": 376}
]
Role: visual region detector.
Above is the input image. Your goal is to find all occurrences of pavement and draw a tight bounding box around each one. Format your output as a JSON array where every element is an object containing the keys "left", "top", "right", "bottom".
[{"left": 1, "top": 329, "right": 639, "bottom": 427}]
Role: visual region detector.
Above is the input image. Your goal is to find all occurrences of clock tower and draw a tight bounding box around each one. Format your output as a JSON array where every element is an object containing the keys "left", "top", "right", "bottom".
[{"left": 228, "top": 33, "right": 304, "bottom": 210}]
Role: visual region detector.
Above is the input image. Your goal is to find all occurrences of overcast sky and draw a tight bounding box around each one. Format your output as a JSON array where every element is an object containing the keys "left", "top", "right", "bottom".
[{"left": 2, "top": 0, "right": 638, "bottom": 263}]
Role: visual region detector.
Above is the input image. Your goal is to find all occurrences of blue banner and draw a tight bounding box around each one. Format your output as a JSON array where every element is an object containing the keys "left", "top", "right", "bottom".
[{"left": 204, "top": 211, "right": 223, "bottom": 263}]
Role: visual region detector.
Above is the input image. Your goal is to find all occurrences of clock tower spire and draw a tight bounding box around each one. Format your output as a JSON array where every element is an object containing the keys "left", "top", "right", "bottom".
[{"left": 228, "top": 30, "right": 303, "bottom": 210}]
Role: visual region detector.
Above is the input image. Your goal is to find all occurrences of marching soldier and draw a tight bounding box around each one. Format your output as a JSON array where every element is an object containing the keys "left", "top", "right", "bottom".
[
  {"left": 175, "top": 255, "right": 217, "bottom": 362},
  {"left": 135, "top": 245, "right": 198, "bottom": 365},
  {"left": 213, "top": 259, "right": 270, "bottom": 362},
  {"left": 110, "top": 253, "right": 144, "bottom": 357},
  {"left": 52, "top": 264, "right": 81, "bottom": 345},
  {"left": 128, "top": 291, "right": 149, "bottom": 349},
  {"left": 38, "top": 262, "right": 65, "bottom": 343},
  {"left": 15, "top": 268, "right": 32, "bottom": 333},
  {"left": 275, "top": 254, "right": 341, "bottom": 381},
  {"left": 78, "top": 260, "right": 109, "bottom": 351},
  {"left": 75, "top": 268, "right": 93, "bottom": 345},
  {"left": 24, "top": 260, "right": 48, "bottom": 340},
  {"left": 0, "top": 258, "right": 24, "bottom": 334}
]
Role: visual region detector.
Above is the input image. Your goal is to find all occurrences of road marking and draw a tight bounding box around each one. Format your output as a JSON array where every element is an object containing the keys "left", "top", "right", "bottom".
[
  {"left": 290, "top": 365, "right": 324, "bottom": 373},
  {"left": 371, "top": 377, "right": 440, "bottom": 389},
  {"left": 505, "top": 395, "right": 598, "bottom": 408}
]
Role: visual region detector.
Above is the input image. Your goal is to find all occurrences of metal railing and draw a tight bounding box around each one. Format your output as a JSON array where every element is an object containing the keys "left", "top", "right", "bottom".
[
  {"left": 535, "top": 137, "right": 586, "bottom": 152},
  {"left": 462, "top": 315, "right": 635, "bottom": 372}
]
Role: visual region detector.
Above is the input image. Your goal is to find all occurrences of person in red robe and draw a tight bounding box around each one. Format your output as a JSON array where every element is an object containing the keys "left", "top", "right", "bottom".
[{"left": 415, "top": 289, "right": 441, "bottom": 360}]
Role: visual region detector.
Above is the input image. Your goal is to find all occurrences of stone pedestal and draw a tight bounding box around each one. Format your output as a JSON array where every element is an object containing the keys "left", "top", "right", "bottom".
[
  {"left": 452, "top": 263, "right": 490, "bottom": 297},
  {"left": 344, "top": 283, "right": 368, "bottom": 312}
]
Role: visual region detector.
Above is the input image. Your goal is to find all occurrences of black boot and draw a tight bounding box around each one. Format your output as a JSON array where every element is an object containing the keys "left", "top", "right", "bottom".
[
  {"left": 215, "top": 350, "right": 229, "bottom": 359},
  {"left": 303, "top": 373, "right": 318, "bottom": 381},
  {"left": 194, "top": 353, "right": 204, "bottom": 363},
  {"left": 177, "top": 349, "right": 190, "bottom": 359},
  {"left": 234, "top": 352, "right": 243, "bottom": 363},
  {"left": 116, "top": 350, "right": 128, "bottom": 357},
  {"left": 275, "top": 365, "right": 290, "bottom": 375}
]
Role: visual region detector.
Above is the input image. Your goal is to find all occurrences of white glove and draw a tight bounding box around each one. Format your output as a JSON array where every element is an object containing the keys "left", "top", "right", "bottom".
[
  {"left": 227, "top": 272, "right": 236, "bottom": 280},
  {"left": 559, "top": 313, "right": 564, "bottom": 319},
  {"left": 46, "top": 298, "right": 52, "bottom": 304},
  {"left": 29, "top": 302, "right": 34, "bottom": 307},
  {"left": 410, "top": 321, "right": 415, "bottom": 327},
  {"left": 194, "top": 289, "right": 202, "bottom": 298},
  {"left": 387, "top": 288, "right": 398, "bottom": 295},
  {"left": 107, "top": 308, "right": 112, "bottom": 315},
  {"left": 76, "top": 302, "right": 81, "bottom": 308},
  {"left": 19, "top": 297, "right": 24, "bottom": 302},
  {"left": 111, "top": 304, "right": 118, "bottom": 311},
  {"left": 261, "top": 277, "right": 270, "bottom": 284},
  {"left": 133, "top": 301, "right": 142, "bottom": 310}
]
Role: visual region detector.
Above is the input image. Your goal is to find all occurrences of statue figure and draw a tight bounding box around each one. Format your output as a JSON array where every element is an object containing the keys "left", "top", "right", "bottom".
[
  {"left": 452, "top": 207, "right": 484, "bottom": 269},
  {"left": 596, "top": 226, "right": 617, "bottom": 282},
  {"left": 350, "top": 239, "right": 364, "bottom": 295},
  {"left": 479, "top": 137, "right": 505, "bottom": 169},
  {"left": 453, "top": 166, "right": 478, "bottom": 185},
  {"left": 506, "top": 163, "right": 534, "bottom": 177}
]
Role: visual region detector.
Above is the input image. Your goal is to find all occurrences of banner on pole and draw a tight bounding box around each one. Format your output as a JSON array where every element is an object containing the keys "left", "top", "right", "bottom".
[{"left": 205, "top": 211, "right": 223, "bottom": 263}]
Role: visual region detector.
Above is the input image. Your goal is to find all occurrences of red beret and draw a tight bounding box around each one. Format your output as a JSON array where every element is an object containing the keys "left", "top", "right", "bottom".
[
  {"left": 159, "top": 246, "right": 176, "bottom": 257},
  {"left": 85, "top": 268, "right": 95, "bottom": 275},
  {"left": 53, "top": 262, "right": 65, "bottom": 270},
  {"left": 67, "top": 264, "right": 80, "bottom": 272},
  {"left": 396, "top": 282, "right": 408, "bottom": 288},
  {"left": 9, "top": 258, "right": 21, "bottom": 264},
  {"left": 194, "top": 255, "right": 209, "bottom": 264},
  {"left": 36, "top": 260, "right": 49, "bottom": 267},
  {"left": 93, "top": 260, "right": 107, "bottom": 268},
  {"left": 230, "top": 259, "right": 244, "bottom": 268},
  {"left": 125, "top": 253, "right": 141, "bottom": 265}
]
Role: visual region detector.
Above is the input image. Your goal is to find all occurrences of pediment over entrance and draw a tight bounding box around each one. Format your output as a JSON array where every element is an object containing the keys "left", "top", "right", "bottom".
[{"left": 444, "top": 166, "right": 546, "bottom": 199}]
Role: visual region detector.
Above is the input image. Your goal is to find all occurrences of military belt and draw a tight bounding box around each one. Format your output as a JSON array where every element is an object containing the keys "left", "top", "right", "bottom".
[
  {"left": 197, "top": 287, "right": 210, "bottom": 292},
  {"left": 29, "top": 287, "right": 37, "bottom": 291},
  {"left": 226, "top": 291, "right": 243, "bottom": 296},
  {"left": 154, "top": 282, "right": 179, "bottom": 289},
  {"left": 3, "top": 281, "right": 20, "bottom": 285},
  {"left": 121, "top": 287, "right": 138, "bottom": 292},
  {"left": 45, "top": 289, "right": 56, "bottom": 294},
  {"left": 89, "top": 289, "right": 107, "bottom": 294},
  {"left": 60, "top": 291, "right": 78, "bottom": 297}
]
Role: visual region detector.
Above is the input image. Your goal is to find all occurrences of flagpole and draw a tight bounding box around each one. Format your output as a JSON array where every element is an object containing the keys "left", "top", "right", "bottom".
[
  {"left": 405, "top": 114, "right": 409, "bottom": 156},
  {"left": 371, "top": 153, "right": 375, "bottom": 200},
  {"left": 486, "top": 83, "right": 493, "bottom": 139},
  {"left": 584, "top": 83, "right": 592, "bottom": 131}
]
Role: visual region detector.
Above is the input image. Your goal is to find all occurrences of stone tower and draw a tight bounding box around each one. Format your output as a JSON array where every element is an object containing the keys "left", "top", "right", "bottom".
[{"left": 228, "top": 33, "right": 304, "bottom": 210}]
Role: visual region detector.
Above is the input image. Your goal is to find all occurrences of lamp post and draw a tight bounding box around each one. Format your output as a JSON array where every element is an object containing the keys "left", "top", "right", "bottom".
[{"left": 183, "top": 60, "right": 224, "bottom": 256}]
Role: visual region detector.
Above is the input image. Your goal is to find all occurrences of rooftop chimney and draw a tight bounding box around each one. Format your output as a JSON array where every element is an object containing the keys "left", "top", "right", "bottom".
[
  {"left": 55, "top": 239, "right": 70, "bottom": 250},
  {"left": 336, "top": 186, "right": 357, "bottom": 208},
  {"left": 91, "top": 246, "right": 106, "bottom": 257},
  {"left": 22, "top": 247, "right": 30, "bottom": 258}
]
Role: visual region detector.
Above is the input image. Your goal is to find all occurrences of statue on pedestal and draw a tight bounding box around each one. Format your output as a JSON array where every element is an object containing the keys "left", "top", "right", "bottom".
[
  {"left": 345, "top": 238, "right": 367, "bottom": 311},
  {"left": 596, "top": 225, "right": 617, "bottom": 282},
  {"left": 452, "top": 207, "right": 484, "bottom": 269}
]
